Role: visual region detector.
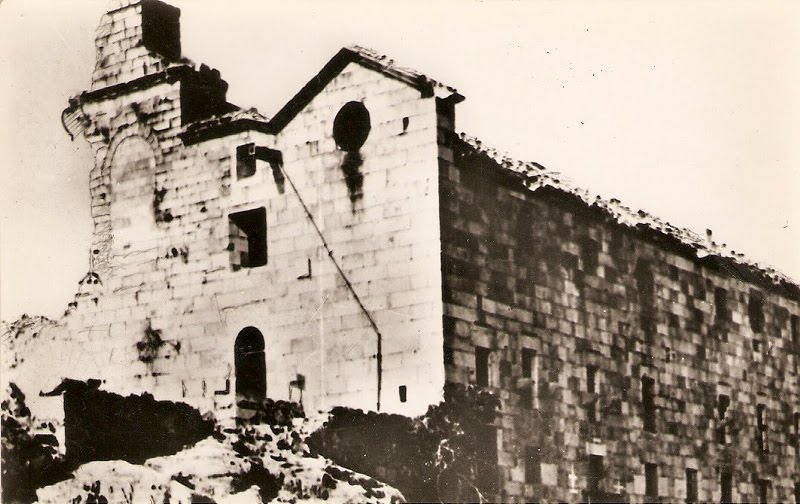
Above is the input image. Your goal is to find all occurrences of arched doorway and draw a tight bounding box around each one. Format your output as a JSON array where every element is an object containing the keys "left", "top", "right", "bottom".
[{"left": 234, "top": 327, "right": 266, "bottom": 408}]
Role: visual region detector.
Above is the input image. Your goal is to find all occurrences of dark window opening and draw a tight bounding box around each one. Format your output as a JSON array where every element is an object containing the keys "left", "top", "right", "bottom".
[
  {"left": 748, "top": 291, "right": 765, "bottom": 333},
  {"left": 587, "top": 455, "right": 604, "bottom": 495},
  {"left": 686, "top": 469, "right": 698, "bottom": 504},
  {"left": 688, "top": 307, "right": 704, "bottom": 333},
  {"left": 476, "top": 294, "right": 486, "bottom": 325},
  {"left": 720, "top": 470, "right": 733, "bottom": 504},
  {"left": 791, "top": 315, "right": 799, "bottom": 352},
  {"left": 642, "top": 376, "right": 656, "bottom": 433},
  {"left": 794, "top": 482, "right": 799, "bottom": 504},
  {"left": 717, "top": 394, "right": 730, "bottom": 444},
  {"left": 580, "top": 237, "right": 600, "bottom": 273},
  {"left": 234, "top": 326, "right": 266, "bottom": 407},
  {"left": 401, "top": 116, "right": 409, "bottom": 134},
  {"left": 228, "top": 207, "right": 267, "bottom": 269},
  {"left": 587, "top": 365, "right": 597, "bottom": 393},
  {"left": 522, "top": 348, "right": 535, "bottom": 379},
  {"left": 645, "top": 463, "right": 658, "bottom": 499},
  {"left": 141, "top": 0, "right": 181, "bottom": 60},
  {"left": 634, "top": 260, "right": 655, "bottom": 307},
  {"left": 236, "top": 143, "right": 256, "bottom": 179},
  {"left": 757, "top": 479, "right": 769, "bottom": 504},
  {"left": 333, "top": 101, "right": 371, "bottom": 152},
  {"left": 794, "top": 412, "right": 800, "bottom": 451},
  {"left": 714, "top": 287, "right": 730, "bottom": 323},
  {"left": 525, "top": 446, "right": 541, "bottom": 484},
  {"left": 398, "top": 385, "right": 407, "bottom": 403},
  {"left": 756, "top": 404, "right": 767, "bottom": 453},
  {"left": 475, "top": 346, "right": 490, "bottom": 387}
]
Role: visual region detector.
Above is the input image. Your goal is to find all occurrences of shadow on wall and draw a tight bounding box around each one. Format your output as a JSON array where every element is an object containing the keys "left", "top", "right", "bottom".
[
  {"left": 42, "top": 379, "right": 214, "bottom": 468},
  {"left": 306, "top": 383, "right": 500, "bottom": 503}
]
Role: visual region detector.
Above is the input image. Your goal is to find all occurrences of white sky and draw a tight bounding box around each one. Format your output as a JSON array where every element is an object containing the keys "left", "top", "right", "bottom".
[{"left": 1, "top": 0, "right": 799, "bottom": 322}]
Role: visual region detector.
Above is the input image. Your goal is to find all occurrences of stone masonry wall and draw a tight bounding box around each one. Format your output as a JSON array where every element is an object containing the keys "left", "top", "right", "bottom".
[
  {"left": 438, "top": 137, "right": 800, "bottom": 503},
  {"left": 5, "top": 0, "right": 446, "bottom": 439}
]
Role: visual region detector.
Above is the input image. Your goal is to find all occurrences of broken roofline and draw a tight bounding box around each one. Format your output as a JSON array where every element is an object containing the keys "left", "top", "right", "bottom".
[
  {"left": 62, "top": 36, "right": 798, "bottom": 301},
  {"left": 452, "top": 132, "right": 800, "bottom": 302},
  {"left": 179, "top": 45, "right": 465, "bottom": 145},
  {"left": 59, "top": 44, "right": 463, "bottom": 144}
]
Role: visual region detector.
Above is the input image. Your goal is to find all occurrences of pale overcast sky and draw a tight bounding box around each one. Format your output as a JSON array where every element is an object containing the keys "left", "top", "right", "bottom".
[{"left": 1, "top": 0, "right": 799, "bottom": 321}]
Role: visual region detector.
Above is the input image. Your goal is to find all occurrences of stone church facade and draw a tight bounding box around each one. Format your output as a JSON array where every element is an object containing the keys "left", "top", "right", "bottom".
[{"left": 4, "top": 0, "right": 799, "bottom": 502}]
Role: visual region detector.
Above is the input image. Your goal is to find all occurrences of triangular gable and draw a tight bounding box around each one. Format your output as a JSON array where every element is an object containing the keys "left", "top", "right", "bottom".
[
  {"left": 181, "top": 45, "right": 464, "bottom": 145},
  {"left": 267, "top": 45, "right": 464, "bottom": 133}
]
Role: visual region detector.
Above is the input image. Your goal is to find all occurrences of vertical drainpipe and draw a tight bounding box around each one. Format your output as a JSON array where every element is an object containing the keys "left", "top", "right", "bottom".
[{"left": 377, "top": 332, "right": 382, "bottom": 411}]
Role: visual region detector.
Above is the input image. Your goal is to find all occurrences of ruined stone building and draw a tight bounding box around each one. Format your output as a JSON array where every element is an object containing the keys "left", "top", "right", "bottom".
[{"left": 4, "top": 0, "right": 800, "bottom": 502}]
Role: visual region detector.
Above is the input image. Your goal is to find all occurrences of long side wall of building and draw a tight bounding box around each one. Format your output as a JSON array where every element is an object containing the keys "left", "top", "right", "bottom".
[{"left": 438, "top": 137, "right": 800, "bottom": 503}]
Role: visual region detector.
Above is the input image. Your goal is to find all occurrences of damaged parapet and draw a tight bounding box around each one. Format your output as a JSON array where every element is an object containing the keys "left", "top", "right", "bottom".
[
  {"left": 62, "top": 0, "right": 236, "bottom": 141},
  {"left": 454, "top": 132, "right": 800, "bottom": 300},
  {"left": 92, "top": 0, "right": 183, "bottom": 90}
]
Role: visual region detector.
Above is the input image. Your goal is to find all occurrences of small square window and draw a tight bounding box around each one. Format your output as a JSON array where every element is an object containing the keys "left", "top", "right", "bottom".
[
  {"left": 229, "top": 207, "right": 267, "bottom": 269},
  {"left": 237, "top": 143, "right": 257, "bottom": 179}
]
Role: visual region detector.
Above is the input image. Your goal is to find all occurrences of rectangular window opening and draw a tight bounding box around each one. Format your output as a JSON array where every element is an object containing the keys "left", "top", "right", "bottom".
[
  {"left": 475, "top": 346, "right": 490, "bottom": 387},
  {"left": 236, "top": 143, "right": 257, "bottom": 179},
  {"left": 748, "top": 290, "right": 765, "bottom": 333},
  {"left": 794, "top": 412, "right": 800, "bottom": 452},
  {"left": 525, "top": 446, "right": 541, "bottom": 484},
  {"left": 717, "top": 394, "right": 730, "bottom": 444},
  {"left": 522, "top": 348, "right": 535, "bottom": 379},
  {"left": 587, "top": 365, "right": 597, "bottom": 394},
  {"left": 588, "top": 454, "right": 604, "bottom": 495},
  {"left": 758, "top": 479, "right": 769, "bottom": 504},
  {"left": 714, "top": 287, "right": 730, "bottom": 323},
  {"left": 228, "top": 207, "right": 267, "bottom": 269},
  {"left": 645, "top": 463, "right": 658, "bottom": 499},
  {"left": 642, "top": 376, "right": 656, "bottom": 433},
  {"left": 791, "top": 315, "right": 799, "bottom": 352},
  {"left": 720, "top": 470, "right": 733, "bottom": 504},
  {"left": 685, "top": 469, "right": 698, "bottom": 504},
  {"left": 398, "top": 385, "right": 407, "bottom": 403}
]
